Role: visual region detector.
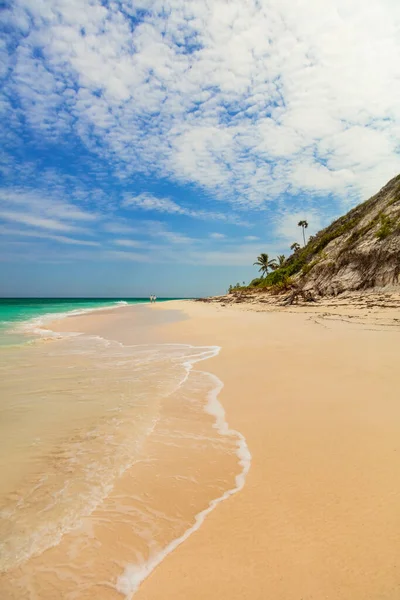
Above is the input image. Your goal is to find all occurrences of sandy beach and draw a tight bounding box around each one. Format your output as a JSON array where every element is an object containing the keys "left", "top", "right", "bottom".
[
  {"left": 134, "top": 299, "right": 400, "bottom": 600},
  {"left": 3, "top": 297, "right": 400, "bottom": 599},
  {"left": 4, "top": 1, "right": 400, "bottom": 597}
]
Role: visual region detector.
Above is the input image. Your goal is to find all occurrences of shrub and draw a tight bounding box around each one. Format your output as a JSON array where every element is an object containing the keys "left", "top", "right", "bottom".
[
  {"left": 270, "top": 275, "right": 294, "bottom": 294},
  {"left": 309, "top": 218, "right": 358, "bottom": 255},
  {"left": 376, "top": 214, "right": 394, "bottom": 240},
  {"left": 249, "top": 277, "right": 263, "bottom": 287},
  {"left": 302, "top": 259, "right": 319, "bottom": 276},
  {"left": 263, "top": 268, "right": 288, "bottom": 286},
  {"left": 347, "top": 212, "right": 383, "bottom": 245}
]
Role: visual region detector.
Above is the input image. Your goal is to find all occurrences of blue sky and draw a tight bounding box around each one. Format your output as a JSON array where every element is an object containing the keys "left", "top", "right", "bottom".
[{"left": 1, "top": 0, "right": 400, "bottom": 297}]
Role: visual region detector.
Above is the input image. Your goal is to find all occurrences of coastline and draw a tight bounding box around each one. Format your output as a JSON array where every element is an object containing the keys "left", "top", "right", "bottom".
[
  {"left": 3, "top": 298, "right": 400, "bottom": 599},
  {"left": 1, "top": 301, "right": 250, "bottom": 599},
  {"left": 135, "top": 299, "right": 400, "bottom": 600}
]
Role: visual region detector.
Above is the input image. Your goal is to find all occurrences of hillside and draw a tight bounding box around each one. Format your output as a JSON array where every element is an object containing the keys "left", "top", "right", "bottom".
[
  {"left": 291, "top": 174, "right": 400, "bottom": 296},
  {"left": 223, "top": 174, "right": 400, "bottom": 303}
]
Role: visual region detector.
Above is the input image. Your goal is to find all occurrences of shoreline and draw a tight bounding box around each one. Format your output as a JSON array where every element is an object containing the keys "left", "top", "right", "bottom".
[
  {"left": 10, "top": 287, "right": 400, "bottom": 344},
  {"left": 1, "top": 301, "right": 251, "bottom": 599},
  {"left": 137, "top": 300, "right": 400, "bottom": 600},
  {"left": 117, "top": 363, "right": 251, "bottom": 599},
  {"left": 11, "top": 300, "right": 140, "bottom": 340},
  {"left": 3, "top": 298, "right": 400, "bottom": 599},
  {"left": 48, "top": 298, "right": 400, "bottom": 599},
  {"left": 45, "top": 302, "right": 253, "bottom": 597}
]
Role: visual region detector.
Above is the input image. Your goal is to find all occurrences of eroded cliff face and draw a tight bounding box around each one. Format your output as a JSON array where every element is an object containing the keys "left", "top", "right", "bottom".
[{"left": 296, "top": 174, "right": 400, "bottom": 296}]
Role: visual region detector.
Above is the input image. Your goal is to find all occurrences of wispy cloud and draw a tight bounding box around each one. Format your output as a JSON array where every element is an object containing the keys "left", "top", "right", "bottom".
[
  {"left": 123, "top": 193, "right": 185, "bottom": 214},
  {"left": 0, "top": 226, "right": 100, "bottom": 246},
  {"left": 123, "top": 192, "right": 248, "bottom": 224},
  {"left": 0, "top": 188, "right": 99, "bottom": 236},
  {"left": 2, "top": 0, "right": 400, "bottom": 212},
  {"left": 0, "top": 190, "right": 98, "bottom": 222},
  {"left": 2, "top": 0, "right": 400, "bottom": 283},
  {"left": 113, "top": 239, "right": 143, "bottom": 248},
  {"left": 0, "top": 211, "right": 81, "bottom": 232},
  {"left": 165, "top": 243, "right": 268, "bottom": 267},
  {"left": 103, "top": 222, "right": 139, "bottom": 235}
]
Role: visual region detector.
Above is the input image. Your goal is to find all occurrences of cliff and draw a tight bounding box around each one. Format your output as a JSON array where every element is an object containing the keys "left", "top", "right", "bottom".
[{"left": 295, "top": 174, "right": 400, "bottom": 296}]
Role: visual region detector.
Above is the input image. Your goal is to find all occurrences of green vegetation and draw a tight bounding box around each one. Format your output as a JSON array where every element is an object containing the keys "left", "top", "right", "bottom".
[
  {"left": 302, "top": 259, "right": 319, "bottom": 276},
  {"left": 269, "top": 275, "right": 294, "bottom": 293},
  {"left": 275, "top": 254, "right": 286, "bottom": 268},
  {"left": 347, "top": 214, "right": 381, "bottom": 245},
  {"left": 253, "top": 253, "right": 277, "bottom": 277},
  {"left": 345, "top": 210, "right": 398, "bottom": 247},
  {"left": 249, "top": 277, "right": 263, "bottom": 287},
  {"left": 228, "top": 211, "right": 362, "bottom": 294},
  {"left": 376, "top": 214, "right": 395, "bottom": 240},
  {"left": 298, "top": 220, "right": 308, "bottom": 246},
  {"left": 387, "top": 195, "right": 400, "bottom": 207},
  {"left": 251, "top": 253, "right": 307, "bottom": 288},
  {"left": 310, "top": 218, "right": 359, "bottom": 254},
  {"left": 228, "top": 282, "right": 247, "bottom": 293},
  {"left": 227, "top": 176, "right": 400, "bottom": 296}
]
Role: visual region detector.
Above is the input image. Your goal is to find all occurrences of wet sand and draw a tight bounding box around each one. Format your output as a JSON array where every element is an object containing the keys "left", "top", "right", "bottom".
[
  {"left": 1, "top": 303, "right": 244, "bottom": 599},
  {"left": 3, "top": 298, "right": 400, "bottom": 599},
  {"left": 134, "top": 300, "right": 400, "bottom": 600}
]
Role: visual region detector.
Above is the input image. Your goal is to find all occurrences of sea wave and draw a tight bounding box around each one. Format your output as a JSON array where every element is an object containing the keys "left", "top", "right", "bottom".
[
  {"left": 1, "top": 309, "right": 251, "bottom": 597},
  {"left": 1, "top": 334, "right": 251, "bottom": 584},
  {"left": 117, "top": 348, "right": 251, "bottom": 599},
  {"left": 13, "top": 301, "right": 131, "bottom": 339}
]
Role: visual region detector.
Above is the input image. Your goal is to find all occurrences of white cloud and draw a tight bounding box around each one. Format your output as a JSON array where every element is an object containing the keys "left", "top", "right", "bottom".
[
  {"left": 106, "top": 219, "right": 196, "bottom": 245},
  {"left": 0, "top": 210, "right": 81, "bottom": 232},
  {"left": 113, "top": 239, "right": 143, "bottom": 248},
  {"left": 161, "top": 232, "right": 193, "bottom": 244},
  {"left": 209, "top": 232, "right": 226, "bottom": 239},
  {"left": 244, "top": 235, "right": 259, "bottom": 241},
  {"left": 103, "top": 222, "right": 139, "bottom": 235},
  {"left": 123, "top": 193, "right": 184, "bottom": 214},
  {"left": 123, "top": 192, "right": 248, "bottom": 224},
  {"left": 0, "top": 226, "right": 100, "bottom": 246},
  {"left": 2, "top": 0, "right": 400, "bottom": 221},
  {"left": 179, "top": 243, "right": 267, "bottom": 267},
  {"left": 275, "top": 210, "right": 325, "bottom": 246},
  {"left": 0, "top": 188, "right": 99, "bottom": 237},
  {"left": 0, "top": 189, "right": 95, "bottom": 219}
]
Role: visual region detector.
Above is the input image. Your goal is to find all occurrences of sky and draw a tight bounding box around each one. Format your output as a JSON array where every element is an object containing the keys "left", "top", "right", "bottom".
[{"left": 1, "top": 0, "right": 400, "bottom": 297}]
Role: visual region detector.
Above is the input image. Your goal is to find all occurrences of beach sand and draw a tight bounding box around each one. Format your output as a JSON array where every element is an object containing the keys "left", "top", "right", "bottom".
[
  {"left": 3, "top": 298, "right": 400, "bottom": 599},
  {"left": 133, "top": 300, "right": 400, "bottom": 600}
]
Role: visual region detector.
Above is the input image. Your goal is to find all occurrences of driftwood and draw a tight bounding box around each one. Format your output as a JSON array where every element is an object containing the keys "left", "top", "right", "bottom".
[{"left": 281, "top": 289, "right": 316, "bottom": 306}]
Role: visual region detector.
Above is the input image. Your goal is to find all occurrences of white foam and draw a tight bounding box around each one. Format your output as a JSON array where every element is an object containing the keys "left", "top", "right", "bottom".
[
  {"left": 4, "top": 316, "right": 251, "bottom": 586},
  {"left": 117, "top": 346, "right": 252, "bottom": 599},
  {"left": 14, "top": 301, "right": 132, "bottom": 339}
]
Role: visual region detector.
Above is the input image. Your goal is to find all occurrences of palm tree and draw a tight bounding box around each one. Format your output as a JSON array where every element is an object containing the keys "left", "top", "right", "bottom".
[
  {"left": 298, "top": 220, "right": 308, "bottom": 246},
  {"left": 270, "top": 255, "right": 286, "bottom": 271},
  {"left": 277, "top": 254, "right": 286, "bottom": 267},
  {"left": 290, "top": 242, "right": 301, "bottom": 253},
  {"left": 253, "top": 253, "right": 277, "bottom": 277}
]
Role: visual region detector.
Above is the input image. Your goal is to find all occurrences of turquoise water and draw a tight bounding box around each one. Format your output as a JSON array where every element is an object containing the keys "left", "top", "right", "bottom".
[
  {"left": 0, "top": 295, "right": 250, "bottom": 598},
  {"left": 0, "top": 298, "right": 177, "bottom": 345}
]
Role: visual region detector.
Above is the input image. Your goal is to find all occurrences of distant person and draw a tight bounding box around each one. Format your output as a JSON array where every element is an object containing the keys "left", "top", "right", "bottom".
[{"left": 154, "top": 295, "right": 157, "bottom": 303}]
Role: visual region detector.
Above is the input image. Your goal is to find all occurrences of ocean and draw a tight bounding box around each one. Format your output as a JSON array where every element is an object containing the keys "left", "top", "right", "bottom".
[
  {"left": 0, "top": 298, "right": 250, "bottom": 599},
  {"left": 0, "top": 298, "right": 174, "bottom": 345}
]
